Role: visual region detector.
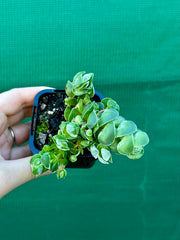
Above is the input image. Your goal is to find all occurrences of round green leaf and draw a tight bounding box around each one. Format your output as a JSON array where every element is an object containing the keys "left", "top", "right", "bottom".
[
  {"left": 32, "top": 165, "right": 44, "bottom": 175},
  {"left": 70, "top": 155, "right": 77, "bottom": 162},
  {"left": 99, "top": 108, "right": 119, "bottom": 127},
  {"left": 56, "top": 141, "right": 70, "bottom": 151},
  {"left": 98, "top": 122, "right": 115, "bottom": 146},
  {"left": 117, "top": 135, "right": 134, "bottom": 155},
  {"left": 101, "top": 98, "right": 111, "bottom": 108},
  {"left": 90, "top": 144, "right": 99, "bottom": 159},
  {"left": 30, "top": 154, "right": 41, "bottom": 165},
  {"left": 81, "top": 140, "right": 90, "bottom": 148},
  {"left": 101, "top": 148, "right": 111, "bottom": 161},
  {"left": 107, "top": 99, "right": 119, "bottom": 112},
  {"left": 127, "top": 148, "right": 144, "bottom": 159},
  {"left": 101, "top": 98, "right": 119, "bottom": 112},
  {"left": 134, "top": 131, "right": 149, "bottom": 147},
  {"left": 116, "top": 120, "right": 137, "bottom": 137},
  {"left": 41, "top": 153, "right": 51, "bottom": 169},
  {"left": 87, "top": 110, "right": 98, "bottom": 129},
  {"left": 57, "top": 169, "right": 67, "bottom": 179},
  {"left": 66, "top": 123, "right": 79, "bottom": 138},
  {"left": 86, "top": 129, "right": 93, "bottom": 137}
]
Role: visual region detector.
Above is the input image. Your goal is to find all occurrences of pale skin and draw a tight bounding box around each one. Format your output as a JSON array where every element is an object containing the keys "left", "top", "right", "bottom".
[{"left": 0, "top": 87, "right": 52, "bottom": 199}]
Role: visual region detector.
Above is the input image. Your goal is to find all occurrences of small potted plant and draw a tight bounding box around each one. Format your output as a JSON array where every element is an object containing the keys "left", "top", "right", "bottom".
[{"left": 30, "top": 71, "right": 149, "bottom": 179}]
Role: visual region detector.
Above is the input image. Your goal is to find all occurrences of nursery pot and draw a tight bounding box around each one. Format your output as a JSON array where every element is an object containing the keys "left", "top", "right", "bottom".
[{"left": 29, "top": 89, "right": 104, "bottom": 168}]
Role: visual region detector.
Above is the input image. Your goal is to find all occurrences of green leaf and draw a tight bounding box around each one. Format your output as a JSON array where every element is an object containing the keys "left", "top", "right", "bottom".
[
  {"left": 87, "top": 110, "right": 98, "bottom": 129},
  {"left": 64, "top": 106, "right": 71, "bottom": 121},
  {"left": 42, "top": 145, "right": 51, "bottom": 152},
  {"left": 102, "top": 98, "right": 119, "bottom": 112},
  {"left": 74, "top": 115, "right": 83, "bottom": 125},
  {"left": 134, "top": 131, "right": 149, "bottom": 147},
  {"left": 53, "top": 134, "right": 66, "bottom": 143},
  {"left": 81, "top": 140, "right": 90, "bottom": 148},
  {"left": 51, "top": 161, "right": 59, "bottom": 172},
  {"left": 73, "top": 87, "right": 92, "bottom": 96},
  {"left": 101, "top": 148, "right": 111, "bottom": 161},
  {"left": 98, "top": 122, "right": 115, "bottom": 146},
  {"left": 59, "top": 122, "right": 67, "bottom": 134},
  {"left": 57, "top": 169, "right": 67, "bottom": 179},
  {"left": 33, "top": 158, "right": 41, "bottom": 166},
  {"left": 98, "top": 156, "right": 109, "bottom": 164},
  {"left": 101, "top": 98, "right": 111, "bottom": 108},
  {"left": 116, "top": 120, "right": 137, "bottom": 137},
  {"left": 41, "top": 153, "right": 51, "bottom": 169},
  {"left": 69, "top": 155, "right": 77, "bottom": 162},
  {"left": 117, "top": 135, "right": 134, "bottom": 155},
  {"left": 82, "top": 102, "right": 94, "bottom": 120},
  {"left": 86, "top": 129, "right": 93, "bottom": 137},
  {"left": 127, "top": 148, "right": 144, "bottom": 159},
  {"left": 107, "top": 99, "right": 120, "bottom": 112},
  {"left": 70, "top": 148, "right": 80, "bottom": 156},
  {"left": 77, "top": 98, "right": 84, "bottom": 113},
  {"left": 32, "top": 165, "right": 44, "bottom": 175},
  {"left": 82, "top": 73, "right": 94, "bottom": 84},
  {"left": 80, "top": 126, "right": 86, "bottom": 139},
  {"left": 56, "top": 141, "right": 70, "bottom": 151},
  {"left": 114, "top": 116, "right": 125, "bottom": 128},
  {"left": 109, "top": 139, "right": 119, "bottom": 154},
  {"left": 89, "top": 83, "right": 95, "bottom": 98},
  {"left": 65, "top": 80, "right": 74, "bottom": 97},
  {"left": 93, "top": 123, "right": 99, "bottom": 135},
  {"left": 61, "top": 158, "right": 68, "bottom": 166},
  {"left": 68, "top": 108, "right": 79, "bottom": 122},
  {"left": 83, "top": 94, "right": 91, "bottom": 105},
  {"left": 65, "top": 97, "right": 77, "bottom": 106},
  {"left": 90, "top": 144, "right": 99, "bottom": 159},
  {"left": 73, "top": 71, "right": 86, "bottom": 87},
  {"left": 66, "top": 123, "right": 79, "bottom": 138},
  {"left": 99, "top": 109, "right": 119, "bottom": 127},
  {"left": 30, "top": 154, "right": 41, "bottom": 165}
]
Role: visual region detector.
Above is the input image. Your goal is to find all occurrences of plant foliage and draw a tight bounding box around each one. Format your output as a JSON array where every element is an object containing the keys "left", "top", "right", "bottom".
[{"left": 30, "top": 72, "right": 149, "bottom": 179}]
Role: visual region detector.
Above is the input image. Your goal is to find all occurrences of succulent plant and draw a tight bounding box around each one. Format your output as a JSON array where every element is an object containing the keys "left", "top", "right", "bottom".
[{"left": 30, "top": 71, "right": 149, "bottom": 179}]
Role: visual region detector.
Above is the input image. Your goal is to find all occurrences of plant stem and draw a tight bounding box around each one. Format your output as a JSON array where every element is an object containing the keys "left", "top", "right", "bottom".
[{"left": 97, "top": 109, "right": 105, "bottom": 116}]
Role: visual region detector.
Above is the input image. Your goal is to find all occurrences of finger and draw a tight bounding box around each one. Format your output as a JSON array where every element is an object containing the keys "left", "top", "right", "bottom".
[
  {"left": 0, "top": 111, "right": 8, "bottom": 135},
  {"left": 11, "top": 122, "right": 31, "bottom": 146},
  {"left": 0, "top": 87, "right": 53, "bottom": 116},
  {"left": 10, "top": 144, "right": 32, "bottom": 160},
  {"left": 7, "top": 106, "right": 33, "bottom": 127},
  {"left": 0, "top": 128, "right": 13, "bottom": 159}
]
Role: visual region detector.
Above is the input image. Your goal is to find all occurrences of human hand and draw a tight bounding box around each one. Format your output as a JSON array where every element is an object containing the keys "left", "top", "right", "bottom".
[{"left": 0, "top": 87, "right": 51, "bottom": 199}]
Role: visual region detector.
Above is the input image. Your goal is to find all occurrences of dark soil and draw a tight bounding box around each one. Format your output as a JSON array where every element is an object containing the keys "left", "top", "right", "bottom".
[{"left": 35, "top": 92, "right": 66, "bottom": 150}]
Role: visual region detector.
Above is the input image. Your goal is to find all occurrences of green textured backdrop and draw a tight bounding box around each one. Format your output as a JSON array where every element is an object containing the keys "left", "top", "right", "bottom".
[{"left": 0, "top": 1, "right": 180, "bottom": 240}]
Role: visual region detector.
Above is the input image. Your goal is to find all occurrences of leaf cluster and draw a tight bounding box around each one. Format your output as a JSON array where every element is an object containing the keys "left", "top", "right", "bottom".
[{"left": 30, "top": 71, "right": 149, "bottom": 179}]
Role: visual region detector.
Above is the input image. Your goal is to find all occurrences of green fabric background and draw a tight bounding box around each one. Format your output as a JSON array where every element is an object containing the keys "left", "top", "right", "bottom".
[{"left": 0, "top": 1, "right": 180, "bottom": 240}]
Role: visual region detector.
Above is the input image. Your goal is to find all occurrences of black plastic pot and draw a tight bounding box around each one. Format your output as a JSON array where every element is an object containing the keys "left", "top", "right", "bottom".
[{"left": 29, "top": 89, "right": 104, "bottom": 168}]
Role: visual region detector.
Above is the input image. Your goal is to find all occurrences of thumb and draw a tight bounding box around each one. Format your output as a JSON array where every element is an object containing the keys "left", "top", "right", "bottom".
[{"left": 0, "top": 156, "right": 52, "bottom": 198}]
